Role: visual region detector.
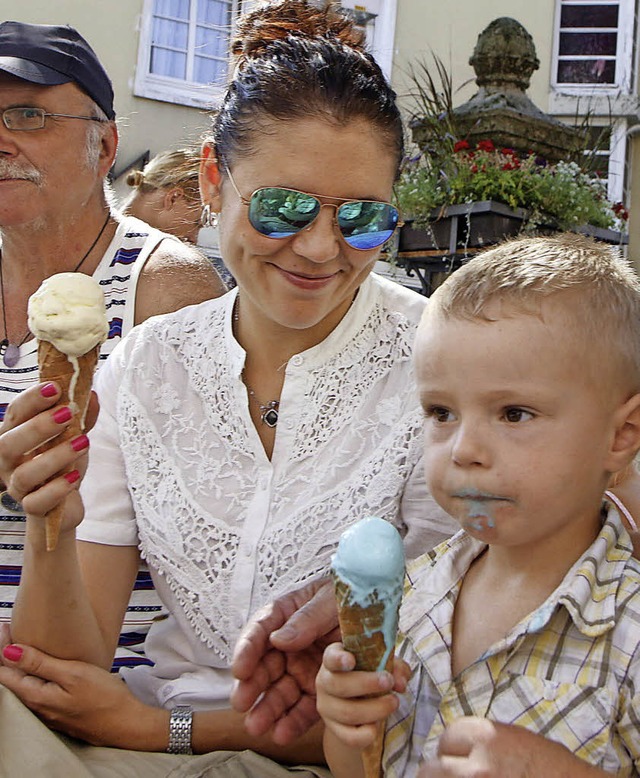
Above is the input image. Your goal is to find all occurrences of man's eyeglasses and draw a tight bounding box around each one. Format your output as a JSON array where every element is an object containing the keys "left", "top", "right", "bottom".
[
  {"left": 1, "top": 107, "right": 107, "bottom": 132},
  {"left": 225, "top": 167, "right": 402, "bottom": 251}
]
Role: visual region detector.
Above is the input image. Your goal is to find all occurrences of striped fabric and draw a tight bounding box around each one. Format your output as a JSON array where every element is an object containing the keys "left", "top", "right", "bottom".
[
  {"left": 0, "top": 216, "right": 170, "bottom": 670},
  {"left": 384, "top": 504, "right": 640, "bottom": 777}
]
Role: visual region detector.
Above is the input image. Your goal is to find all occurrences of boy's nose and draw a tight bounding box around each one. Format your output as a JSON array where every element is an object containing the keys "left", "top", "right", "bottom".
[{"left": 451, "top": 422, "right": 490, "bottom": 467}]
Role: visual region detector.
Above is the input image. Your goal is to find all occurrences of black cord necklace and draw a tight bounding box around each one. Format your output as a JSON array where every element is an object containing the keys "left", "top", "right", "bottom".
[{"left": 0, "top": 211, "right": 112, "bottom": 368}]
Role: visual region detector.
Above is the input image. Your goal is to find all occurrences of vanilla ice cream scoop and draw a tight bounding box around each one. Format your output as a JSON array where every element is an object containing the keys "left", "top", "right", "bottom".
[{"left": 28, "top": 272, "right": 108, "bottom": 357}]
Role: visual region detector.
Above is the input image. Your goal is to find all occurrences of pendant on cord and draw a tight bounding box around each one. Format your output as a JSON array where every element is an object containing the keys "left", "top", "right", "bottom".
[
  {"left": 260, "top": 400, "right": 279, "bottom": 428},
  {"left": 0, "top": 339, "right": 19, "bottom": 368}
]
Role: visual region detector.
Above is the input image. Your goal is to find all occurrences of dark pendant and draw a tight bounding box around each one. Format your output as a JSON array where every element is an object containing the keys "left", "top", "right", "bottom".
[
  {"left": 260, "top": 401, "right": 279, "bottom": 428},
  {"left": 0, "top": 490, "right": 22, "bottom": 513},
  {"left": 1, "top": 340, "right": 20, "bottom": 367}
]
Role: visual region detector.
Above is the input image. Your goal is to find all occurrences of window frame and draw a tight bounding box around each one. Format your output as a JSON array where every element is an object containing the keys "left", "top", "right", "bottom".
[
  {"left": 551, "top": 0, "right": 637, "bottom": 94},
  {"left": 134, "top": 0, "right": 242, "bottom": 109}
]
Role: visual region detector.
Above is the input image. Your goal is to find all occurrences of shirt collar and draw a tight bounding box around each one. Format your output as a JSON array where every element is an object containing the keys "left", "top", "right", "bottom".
[{"left": 400, "top": 503, "right": 634, "bottom": 640}]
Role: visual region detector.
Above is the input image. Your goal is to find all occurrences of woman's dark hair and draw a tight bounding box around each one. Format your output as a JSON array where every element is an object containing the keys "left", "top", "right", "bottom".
[{"left": 212, "top": 0, "right": 404, "bottom": 178}]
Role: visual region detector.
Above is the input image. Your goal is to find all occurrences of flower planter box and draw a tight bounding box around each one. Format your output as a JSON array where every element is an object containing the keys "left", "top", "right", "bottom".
[
  {"left": 396, "top": 200, "right": 627, "bottom": 296},
  {"left": 399, "top": 200, "right": 530, "bottom": 254}
]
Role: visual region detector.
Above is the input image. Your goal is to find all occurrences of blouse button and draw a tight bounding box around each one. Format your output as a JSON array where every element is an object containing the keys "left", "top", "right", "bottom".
[{"left": 291, "top": 355, "right": 303, "bottom": 366}]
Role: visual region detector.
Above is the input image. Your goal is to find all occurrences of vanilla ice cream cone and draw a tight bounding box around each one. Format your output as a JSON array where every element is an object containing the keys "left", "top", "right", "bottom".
[
  {"left": 331, "top": 517, "right": 406, "bottom": 778},
  {"left": 37, "top": 342, "right": 100, "bottom": 551},
  {"left": 28, "top": 273, "right": 109, "bottom": 551}
]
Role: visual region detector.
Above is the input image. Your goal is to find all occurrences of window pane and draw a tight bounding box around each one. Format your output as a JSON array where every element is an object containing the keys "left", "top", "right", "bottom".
[
  {"left": 152, "top": 18, "right": 188, "bottom": 49},
  {"left": 194, "top": 54, "right": 227, "bottom": 84},
  {"left": 560, "top": 4, "right": 619, "bottom": 28},
  {"left": 196, "top": 25, "right": 230, "bottom": 59},
  {"left": 150, "top": 47, "right": 187, "bottom": 78},
  {"left": 154, "top": 0, "right": 190, "bottom": 19},
  {"left": 559, "top": 31, "right": 617, "bottom": 55},
  {"left": 557, "top": 58, "right": 616, "bottom": 83},
  {"left": 197, "top": 0, "right": 232, "bottom": 26}
]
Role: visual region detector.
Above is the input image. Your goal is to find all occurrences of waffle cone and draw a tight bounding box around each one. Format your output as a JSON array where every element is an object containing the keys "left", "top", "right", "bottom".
[
  {"left": 334, "top": 577, "right": 396, "bottom": 778},
  {"left": 37, "top": 341, "right": 100, "bottom": 551}
]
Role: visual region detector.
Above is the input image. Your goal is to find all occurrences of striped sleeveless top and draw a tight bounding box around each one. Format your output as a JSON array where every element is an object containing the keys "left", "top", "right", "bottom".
[{"left": 0, "top": 216, "right": 170, "bottom": 669}]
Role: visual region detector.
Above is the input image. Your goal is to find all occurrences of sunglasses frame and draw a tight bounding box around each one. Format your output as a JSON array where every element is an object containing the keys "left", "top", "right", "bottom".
[{"left": 223, "top": 166, "right": 403, "bottom": 251}]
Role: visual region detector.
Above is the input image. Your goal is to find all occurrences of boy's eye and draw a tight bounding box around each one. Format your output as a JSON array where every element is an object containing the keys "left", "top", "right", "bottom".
[
  {"left": 504, "top": 407, "right": 533, "bottom": 423},
  {"left": 425, "top": 405, "right": 455, "bottom": 423}
]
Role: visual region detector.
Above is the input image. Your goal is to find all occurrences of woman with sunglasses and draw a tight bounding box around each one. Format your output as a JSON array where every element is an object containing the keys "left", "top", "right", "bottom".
[{"left": 0, "top": 1, "right": 455, "bottom": 773}]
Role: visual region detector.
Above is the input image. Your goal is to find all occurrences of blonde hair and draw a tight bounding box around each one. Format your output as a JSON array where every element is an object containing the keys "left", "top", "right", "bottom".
[
  {"left": 125, "top": 147, "right": 201, "bottom": 202},
  {"left": 428, "top": 233, "right": 640, "bottom": 391}
]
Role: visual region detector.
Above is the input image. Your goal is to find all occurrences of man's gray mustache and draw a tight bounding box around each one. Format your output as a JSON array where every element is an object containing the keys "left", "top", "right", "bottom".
[{"left": 0, "top": 163, "right": 41, "bottom": 183}]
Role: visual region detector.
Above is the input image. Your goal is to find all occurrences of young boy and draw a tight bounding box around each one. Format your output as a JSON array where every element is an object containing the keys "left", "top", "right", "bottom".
[{"left": 317, "top": 233, "right": 640, "bottom": 777}]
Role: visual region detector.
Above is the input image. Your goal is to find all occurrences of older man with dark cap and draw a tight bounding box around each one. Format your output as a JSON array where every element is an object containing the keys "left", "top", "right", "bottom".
[{"left": 0, "top": 15, "right": 226, "bottom": 729}]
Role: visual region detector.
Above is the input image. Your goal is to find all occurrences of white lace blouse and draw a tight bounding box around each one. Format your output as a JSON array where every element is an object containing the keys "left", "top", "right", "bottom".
[{"left": 78, "top": 273, "right": 456, "bottom": 709}]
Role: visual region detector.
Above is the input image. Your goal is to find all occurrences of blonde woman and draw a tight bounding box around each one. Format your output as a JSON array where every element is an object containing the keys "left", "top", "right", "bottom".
[{"left": 122, "top": 148, "right": 202, "bottom": 244}]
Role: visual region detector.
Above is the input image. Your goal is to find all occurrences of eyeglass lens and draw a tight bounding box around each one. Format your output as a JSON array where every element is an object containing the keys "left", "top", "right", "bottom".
[
  {"left": 248, "top": 187, "right": 399, "bottom": 250},
  {"left": 3, "top": 107, "right": 45, "bottom": 130}
]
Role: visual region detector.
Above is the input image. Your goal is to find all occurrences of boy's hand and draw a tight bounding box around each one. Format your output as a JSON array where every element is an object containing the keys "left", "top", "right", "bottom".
[
  {"left": 316, "top": 642, "right": 410, "bottom": 750},
  {"left": 418, "top": 717, "right": 611, "bottom": 777}
]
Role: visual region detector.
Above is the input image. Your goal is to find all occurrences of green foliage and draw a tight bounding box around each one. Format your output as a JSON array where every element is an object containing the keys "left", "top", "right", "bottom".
[{"left": 395, "top": 141, "right": 628, "bottom": 232}]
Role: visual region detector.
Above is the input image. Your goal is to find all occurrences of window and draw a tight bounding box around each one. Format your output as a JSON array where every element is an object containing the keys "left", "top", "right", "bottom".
[
  {"left": 337, "top": 0, "right": 397, "bottom": 80},
  {"left": 552, "top": 0, "right": 637, "bottom": 92},
  {"left": 135, "top": 0, "right": 397, "bottom": 107},
  {"left": 135, "top": 0, "right": 241, "bottom": 108}
]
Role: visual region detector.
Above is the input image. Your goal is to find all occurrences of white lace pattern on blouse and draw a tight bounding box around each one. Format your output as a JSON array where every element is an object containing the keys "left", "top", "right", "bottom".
[{"left": 117, "top": 287, "right": 424, "bottom": 662}]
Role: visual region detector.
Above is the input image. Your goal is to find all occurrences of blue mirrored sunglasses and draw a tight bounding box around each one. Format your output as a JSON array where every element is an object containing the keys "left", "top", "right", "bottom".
[{"left": 225, "top": 168, "right": 402, "bottom": 250}]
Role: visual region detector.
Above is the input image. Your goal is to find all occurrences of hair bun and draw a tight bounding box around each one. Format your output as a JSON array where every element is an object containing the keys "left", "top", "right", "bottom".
[
  {"left": 126, "top": 170, "right": 146, "bottom": 188},
  {"left": 231, "top": 0, "right": 365, "bottom": 67}
]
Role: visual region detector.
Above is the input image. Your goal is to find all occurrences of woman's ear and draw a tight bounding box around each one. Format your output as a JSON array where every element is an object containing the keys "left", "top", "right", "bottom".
[
  {"left": 199, "top": 143, "right": 222, "bottom": 212},
  {"left": 607, "top": 393, "right": 640, "bottom": 472},
  {"left": 163, "top": 187, "right": 184, "bottom": 211}
]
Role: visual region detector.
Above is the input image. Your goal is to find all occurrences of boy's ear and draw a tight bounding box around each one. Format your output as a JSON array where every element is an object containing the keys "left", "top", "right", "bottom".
[
  {"left": 607, "top": 393, "right": 640, "bottom": 471},
  {"left": 199, "top": 143, "right": 222, "bottom": 213}
]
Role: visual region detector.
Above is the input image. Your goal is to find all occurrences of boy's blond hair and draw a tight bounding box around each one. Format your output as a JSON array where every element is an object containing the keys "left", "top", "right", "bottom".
[{"left": 427, "top": 233, "right": 640, "bottom": 392}]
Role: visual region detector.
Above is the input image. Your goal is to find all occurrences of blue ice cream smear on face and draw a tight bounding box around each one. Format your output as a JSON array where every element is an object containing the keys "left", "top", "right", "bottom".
[
  {"left": 331, "top": 516, "right": 405, "bottom": 670},
  {"left": 456, "top": 488, "right": 497, "bottom": 531}
]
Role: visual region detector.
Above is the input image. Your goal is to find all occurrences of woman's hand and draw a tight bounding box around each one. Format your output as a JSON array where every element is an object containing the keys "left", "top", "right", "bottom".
[
  {"left": 0, "top": 639, "right": 167, "bottom": 750},
  {"left": 0, "top": 382, "right": 97, "bottom": 542},
  {"left": 316, "top": 642, "right": 409, "bottom": 750}
]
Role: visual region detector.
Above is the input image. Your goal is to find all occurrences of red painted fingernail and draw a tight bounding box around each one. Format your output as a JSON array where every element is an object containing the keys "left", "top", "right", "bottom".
[
  {"left": 70, "top": 434, "right": 89, "bottom": 452},
  {"left": 3, "top": 644, "right": 22, "bottom": 662},
  {"left": 53, "top": 407, "right": 72, "bottom": 424},
  {"left": 40, "top": 383, "right": 58, "bottom": 398},
  {"left": 64, "top": 470, "right": 80, "bottom": 485}
]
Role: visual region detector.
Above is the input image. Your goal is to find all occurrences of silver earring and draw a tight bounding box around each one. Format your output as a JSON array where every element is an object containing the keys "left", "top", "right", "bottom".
[{"left": 200, "top": 203, "right": 218, "bottom": 228}]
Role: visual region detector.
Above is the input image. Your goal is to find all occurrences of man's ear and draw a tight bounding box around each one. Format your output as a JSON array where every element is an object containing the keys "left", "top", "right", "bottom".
[
  {"left": 98, "top": 122, "right": 118, "bottom": 178},
  {"left": 199, "top": 142, "right": 222, "bottom": 213},
  {"left": 607, "top": 393, "right": 640, "bottom": 471}
]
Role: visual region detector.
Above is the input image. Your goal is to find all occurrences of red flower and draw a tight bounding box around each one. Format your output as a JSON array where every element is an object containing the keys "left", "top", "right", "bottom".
[
  {"left": 613, "top": 202, "right": 630, "bottom": 220},
  {"left": 501, "top": 162, "right": 516, "bottom": 171},
  {"left": 501, "top": 147, "right": 516, "bottom": 157},
  {"left": 477, "top": 139, "right": 495, "bottom": 152},
  {"left": 470, "top": 164, "right": 478, "bottom": 173},
  {"left": 453, "top": 140, "right": 471, "bottom": 153}
]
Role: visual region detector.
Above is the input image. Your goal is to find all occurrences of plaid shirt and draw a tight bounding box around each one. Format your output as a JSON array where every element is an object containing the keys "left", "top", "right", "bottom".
[{"left": 384, "top": 504, "right": 640, "bottom": 778}]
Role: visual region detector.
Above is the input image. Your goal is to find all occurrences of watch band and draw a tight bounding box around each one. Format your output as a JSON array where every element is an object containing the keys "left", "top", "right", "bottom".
[{"left": 167, "top": 704, "right": 194, "bottom": 754}]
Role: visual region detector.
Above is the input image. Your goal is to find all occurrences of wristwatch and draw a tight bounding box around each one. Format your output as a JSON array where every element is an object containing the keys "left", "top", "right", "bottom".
[{"left": 167, "top": 704, "right": 194, "bottom": 754}]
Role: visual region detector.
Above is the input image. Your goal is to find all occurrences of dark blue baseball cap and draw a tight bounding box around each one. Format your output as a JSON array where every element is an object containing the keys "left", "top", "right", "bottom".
[{"left": 0, "top": 21, "right": 115, "bottom": 119}]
